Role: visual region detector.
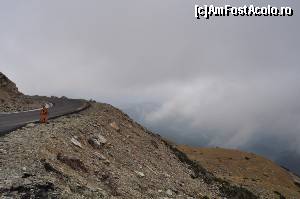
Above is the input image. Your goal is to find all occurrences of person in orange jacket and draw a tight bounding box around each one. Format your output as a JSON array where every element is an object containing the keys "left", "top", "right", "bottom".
[{"left": 40, "top": 104, "right": 49, "bottom": 123}]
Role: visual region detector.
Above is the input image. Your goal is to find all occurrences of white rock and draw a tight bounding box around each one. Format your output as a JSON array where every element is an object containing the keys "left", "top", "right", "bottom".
[
  {"left": 0, "top": 149, "right": 7, "bottom": 154},
  {"left": 135, "top": 171, "right": 145, "bottom": 177},
  {"left": 166, "top": 189, "right": 173, "bottom": 196},
  {"left": 88, "top": 134, "right": 107, "bottom": 149},
  {"left": 26, "top": 123, "right": 35, "bottom": 128},
  {"left": 97, "top": 134, "right": 107, "bottom": 144},
  {"left": 71, "top": 137, "right": 82, "bottom": 148}
]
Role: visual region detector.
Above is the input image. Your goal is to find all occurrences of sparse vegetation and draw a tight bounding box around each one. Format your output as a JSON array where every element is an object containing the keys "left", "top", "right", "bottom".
[
  {"left": 178, "top": 145, "right": 300, "bottom": 198},
  {"left": 161, "top": 141, "right": 258, "bottom": 198}
]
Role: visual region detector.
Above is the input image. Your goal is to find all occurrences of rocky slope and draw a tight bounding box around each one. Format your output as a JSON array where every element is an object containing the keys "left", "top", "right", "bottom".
[
  {"left": 0, "top": 72, "right": 21, "bottom": 95},
  {"left": 178, "top": 146, "right": 300, "bottom": 199},
  {"left": 1, "top": 72, "right": 297, "bottom": 198},
  {"left": 0, "top": 72, "right": 44, "bottom": 112},
  {"left": 0, "top": 102, "right": 261, "bottom": 199}
]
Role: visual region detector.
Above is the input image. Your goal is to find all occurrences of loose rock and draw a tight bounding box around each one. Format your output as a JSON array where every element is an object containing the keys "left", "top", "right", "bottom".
[
  {"left": 94, "top": 152, "right": 106, "bottom": 160},
  {"left": 110, "top": 122, "right": 120, "bottom": 132},
  {"left": 135, "top": 171, "right": 145, "bottom": 178},
  {"left": 166, "top": 189, "right": 173, "bottom": 196},
  {"left": 71, "top": 137, "right": 82, "bottom": 148},
  {"left": 57, "top": 153, "right": 88, "bottom": 172},
  {"left": 88, "top": 134, "right": 107, "bottom": 149},
  {"left": 26, "top": 123, "right": 35, "bottom": 128}
]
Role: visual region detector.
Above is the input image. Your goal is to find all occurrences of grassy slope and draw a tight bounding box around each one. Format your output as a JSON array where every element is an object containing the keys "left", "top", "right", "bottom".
[{"left": 177, "top": 145, "right": 300, "bottom": 199}]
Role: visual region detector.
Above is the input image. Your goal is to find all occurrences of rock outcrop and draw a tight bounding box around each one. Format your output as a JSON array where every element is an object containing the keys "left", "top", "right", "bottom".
[
  {"left": 0, "top": 72, "right": 21, "bottom": 95},
  {"left": 0, "top": 72, "right": 44, "bottom": 112}
]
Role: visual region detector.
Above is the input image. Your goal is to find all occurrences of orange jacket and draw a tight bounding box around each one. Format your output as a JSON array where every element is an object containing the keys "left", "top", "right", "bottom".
[{"left": 40, "top": 107, "right": 48, "bottom": 116}]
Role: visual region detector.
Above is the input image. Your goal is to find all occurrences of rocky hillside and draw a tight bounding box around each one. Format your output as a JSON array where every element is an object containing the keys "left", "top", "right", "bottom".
[
  {"left": 1, "top": 72, "right": 297, "bottom": 198},
  {"left": 0, "top": 72, "right": 21, "bottom": 95},
  {"left": 0, "top": 72, "right": 43, "bottom": 112},
  {"left": 0, "top": 101, "right": 261, "bottom": 199},
  {"left": 178, "top": 146, "right": 300, "bottom": 199}
]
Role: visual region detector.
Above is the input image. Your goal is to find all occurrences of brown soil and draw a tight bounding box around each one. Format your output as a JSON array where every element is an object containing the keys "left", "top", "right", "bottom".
[{"left": 177, "top": 145, "right": 300, "bottom": 199}]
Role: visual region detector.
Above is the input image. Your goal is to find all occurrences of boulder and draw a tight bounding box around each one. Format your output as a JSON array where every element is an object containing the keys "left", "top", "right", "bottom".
[
  {"left": 135, "top": 171, "right": 145, "bottom": 177},
  {"left": 88, "top": 134, "right": 107, "bottom": 149}
]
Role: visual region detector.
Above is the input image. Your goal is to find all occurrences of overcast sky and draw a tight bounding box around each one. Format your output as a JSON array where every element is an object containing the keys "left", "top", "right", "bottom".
[{"left": 1, "top": 1, "right": 300, "bottom": 166}]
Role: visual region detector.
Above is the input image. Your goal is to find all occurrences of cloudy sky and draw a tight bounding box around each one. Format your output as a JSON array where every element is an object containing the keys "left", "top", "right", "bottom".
[{"left": 1, "top": 0, "right": 299, "bottom": 171}]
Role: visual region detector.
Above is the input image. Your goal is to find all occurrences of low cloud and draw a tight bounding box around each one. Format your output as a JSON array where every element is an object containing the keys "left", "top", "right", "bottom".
[{"left": 142, "top": 72, "right": 300, "bottom": 155}]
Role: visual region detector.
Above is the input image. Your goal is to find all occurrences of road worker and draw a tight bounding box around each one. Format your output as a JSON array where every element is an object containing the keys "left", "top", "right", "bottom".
[{"left": 40, "top": 104, "right": 48, "bottom": 123}]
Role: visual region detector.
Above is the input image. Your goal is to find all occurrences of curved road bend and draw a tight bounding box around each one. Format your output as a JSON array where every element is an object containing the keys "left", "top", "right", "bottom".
[{"left": 0, "top": 99, "right": 89, "bottom": 136}]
